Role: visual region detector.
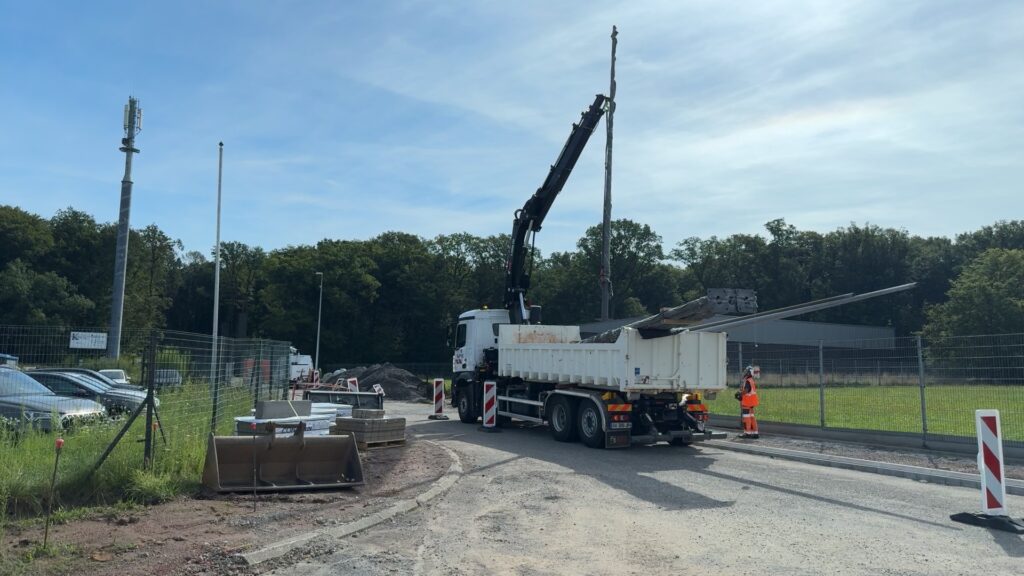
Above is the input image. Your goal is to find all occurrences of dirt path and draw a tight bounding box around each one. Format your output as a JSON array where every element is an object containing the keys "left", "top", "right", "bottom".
[{"left": 1, "top": 439, "right": 451, "bottom": 576}]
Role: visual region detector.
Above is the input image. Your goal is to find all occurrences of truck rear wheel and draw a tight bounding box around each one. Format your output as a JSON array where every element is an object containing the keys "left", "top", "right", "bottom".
[
  {"left": 457, "top": 387, "right": 477, "bottom": 424},
  {"left": 578, "top": 401, "right": 605, "bottom": 449},
  {"left": 548, "top": 396, "right": 577, "bottom": 442}
]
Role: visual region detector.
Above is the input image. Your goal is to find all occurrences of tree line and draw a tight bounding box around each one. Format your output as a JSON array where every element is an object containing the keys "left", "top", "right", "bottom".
[{"left": 2, "top": 204, "right": 1023, "bottom": 362}]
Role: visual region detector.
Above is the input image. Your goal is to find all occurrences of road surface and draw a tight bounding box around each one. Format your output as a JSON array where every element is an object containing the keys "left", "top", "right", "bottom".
[{"left": 276, "top": 402, "right": 1024, "bottom": 575}]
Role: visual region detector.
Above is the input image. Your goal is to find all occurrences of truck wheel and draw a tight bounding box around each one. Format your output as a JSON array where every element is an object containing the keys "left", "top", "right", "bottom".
[
  {"left": 548, "top": 396, "right": 577, "bottom": 442},
  {"left": 457, "top": 388, "right": 477, "bottom": 424},
  {"left": 577, "top": 401, "right": 605, "bottom": 449}
]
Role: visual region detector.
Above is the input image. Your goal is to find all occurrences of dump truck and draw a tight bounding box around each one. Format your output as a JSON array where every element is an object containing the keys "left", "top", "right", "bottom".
[
  {"left": 451, "top": 94, "right": 915, "bottom": 449},
  {"left": 450, "top": 94, "right": 723, "bottom": 448}
]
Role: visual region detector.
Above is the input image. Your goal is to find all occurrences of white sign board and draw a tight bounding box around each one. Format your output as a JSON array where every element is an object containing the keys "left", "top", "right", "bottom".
[
  {"left": 69, "top": 331, "right": 108, "bottom": 350},
  {"left": 372, "top": 383, "right": 385, "bottom": 396}
]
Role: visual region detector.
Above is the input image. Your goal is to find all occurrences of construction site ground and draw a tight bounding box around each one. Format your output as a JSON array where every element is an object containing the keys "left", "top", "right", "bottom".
[
  {"left": 0, "top": 438, "right": 452, "bottom": 576},
  {"left": 4, "top": 402, "right": 1022, "bottom": 575}
]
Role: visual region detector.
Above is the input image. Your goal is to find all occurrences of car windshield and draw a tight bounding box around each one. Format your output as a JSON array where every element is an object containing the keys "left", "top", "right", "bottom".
[
  {"left": 100, "top": 369, "right": 126, "bottom": 380},
  {"left": 0, "top": 369, "right": 56, "bottom": 396}
]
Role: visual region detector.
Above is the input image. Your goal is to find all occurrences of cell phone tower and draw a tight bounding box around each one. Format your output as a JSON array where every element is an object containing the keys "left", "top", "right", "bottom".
[{"left": 108, "top": 96, "right": 142, "bottom": 358}]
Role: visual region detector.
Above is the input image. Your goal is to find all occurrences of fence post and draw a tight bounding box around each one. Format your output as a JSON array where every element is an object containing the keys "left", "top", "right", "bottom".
[
  {"left": 818, "top": 340, "right": 825, "bottom": 428},
  {"left": 143, "top": 330, "right": 157, "bottom": 469},
  {"left": 738, "top": 342, "right": 743, "bottom": 377},
  {"left": 917, "top": 335, "right": 928, "bottom": 447},
  {"left": 210, "top": 334, "right": 221, "bottom": 434}
]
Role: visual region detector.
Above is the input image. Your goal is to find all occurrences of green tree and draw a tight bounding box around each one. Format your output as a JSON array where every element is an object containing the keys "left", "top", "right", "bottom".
[
  {"left": 122, "top": 225, "right": 182, "bottom": 331},
  {"left": 0, "top": 205, "right": 53, "bottom": 267},
  {"left": 0, "top": 260, "right": 94, "bottom": 325},
  {"left": 924, "top": 249, "right": 1024, "bottom": 337}
]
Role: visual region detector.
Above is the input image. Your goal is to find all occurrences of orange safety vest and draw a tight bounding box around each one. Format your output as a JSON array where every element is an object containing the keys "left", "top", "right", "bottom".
[{"left": 740, "top": 375, "right": 759, "bottom": 408}]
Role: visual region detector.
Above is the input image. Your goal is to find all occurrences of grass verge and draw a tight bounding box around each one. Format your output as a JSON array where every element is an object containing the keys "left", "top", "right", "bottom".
[
  {"left": 1, "top": 379, "right": 270, "bottom": 518},
  {"left": 706, "top": 384, "right": 1024, "bottom": 441}
]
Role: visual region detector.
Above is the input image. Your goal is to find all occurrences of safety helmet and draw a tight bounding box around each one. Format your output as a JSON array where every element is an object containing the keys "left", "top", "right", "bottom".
[{"left": 744, "top": 365, "right": 754, "bottom": 375}]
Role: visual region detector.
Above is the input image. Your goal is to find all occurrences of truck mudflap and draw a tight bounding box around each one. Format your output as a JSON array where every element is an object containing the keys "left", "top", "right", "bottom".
[{"left": 605, "top": 430, "right": 631, "bottom": 449}]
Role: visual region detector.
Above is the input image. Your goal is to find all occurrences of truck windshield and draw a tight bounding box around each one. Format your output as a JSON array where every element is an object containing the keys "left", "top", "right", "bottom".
[{"left": 456, "top": 324, "right": 467, "bottom": 348}]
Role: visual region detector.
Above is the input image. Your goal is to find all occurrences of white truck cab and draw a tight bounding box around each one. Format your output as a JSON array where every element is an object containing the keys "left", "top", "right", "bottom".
[{"left": 452, "top": 308, "right": 510, "bottom": 374}]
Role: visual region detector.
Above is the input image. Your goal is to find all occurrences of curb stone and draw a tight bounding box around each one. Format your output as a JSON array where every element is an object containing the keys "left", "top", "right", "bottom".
[
  {"left": 711, "top": 439, "right": 1024, "bottom": 496},
  {"left": 238, "top": 440, "right": 463, "bottom": 566}
]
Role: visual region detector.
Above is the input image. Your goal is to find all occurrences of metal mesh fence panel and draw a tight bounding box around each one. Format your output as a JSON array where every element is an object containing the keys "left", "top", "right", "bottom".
[
  {"left": 923, "top": 333, "right": 1024, "bottom": 448},
  {"left": 711, "top": 332, "right": 1024, "bottom": 447},
  {"left": 0, "top": 325, "right": 289, "bottom": 515}
]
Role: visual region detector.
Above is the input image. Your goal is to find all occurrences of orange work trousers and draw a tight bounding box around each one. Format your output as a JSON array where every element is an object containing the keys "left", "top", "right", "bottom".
[{"left": 741, "top": 407, "right": 759, "bottom": 437}]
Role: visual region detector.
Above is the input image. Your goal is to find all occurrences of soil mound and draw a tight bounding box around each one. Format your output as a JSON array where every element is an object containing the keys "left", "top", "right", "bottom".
[{"left": 332, "top": 363, "right": 430, "bottom": 401}]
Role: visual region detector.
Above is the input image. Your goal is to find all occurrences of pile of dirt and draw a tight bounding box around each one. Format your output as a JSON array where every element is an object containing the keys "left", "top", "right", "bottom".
[{"left": 332, "top": 363, "right": 431, "bottom": 401}]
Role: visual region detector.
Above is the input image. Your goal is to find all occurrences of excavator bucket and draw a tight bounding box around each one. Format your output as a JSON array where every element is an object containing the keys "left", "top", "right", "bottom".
[{"left": 202, "top": 425, "right": 363, "bottom": 492}]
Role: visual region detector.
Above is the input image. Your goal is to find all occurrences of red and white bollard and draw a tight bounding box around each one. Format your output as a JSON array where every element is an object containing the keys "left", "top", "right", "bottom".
[
  {"left": 479, "top": 380, "right": 500, "bottom": 432},
  {"left": 428, "top": 378, "right": 449, "bottom": 420},
  {"left": 950, "top": 409, "right": 1024, "bottom": 533},
  {"left": 347, "top": 377, "right": 359, "bottom": 393}
]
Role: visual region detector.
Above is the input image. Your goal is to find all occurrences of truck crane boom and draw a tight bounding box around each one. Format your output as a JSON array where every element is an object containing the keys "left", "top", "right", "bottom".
[{"left": 504, "top": 94, "right": 609, "bottom": 324}]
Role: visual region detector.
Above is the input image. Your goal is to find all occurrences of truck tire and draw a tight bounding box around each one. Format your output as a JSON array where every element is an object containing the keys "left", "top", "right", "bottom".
[
  {"left": 577, "top": 401, "right": 605, "bottom": 449},
  {"left": 457, "top": 387, "right": 478, "bottom": 424},
  {"left": 548, "top": 396, "right": 577, "bottom": 442}
]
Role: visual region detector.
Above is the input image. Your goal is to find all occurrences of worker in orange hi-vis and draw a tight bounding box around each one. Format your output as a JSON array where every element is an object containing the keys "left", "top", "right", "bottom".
[{"left": 735, "top": 365, "right": 760, "bottom": 439}]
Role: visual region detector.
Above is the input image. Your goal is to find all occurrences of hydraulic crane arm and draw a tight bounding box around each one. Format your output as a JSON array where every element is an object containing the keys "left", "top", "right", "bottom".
[{"left": 504, "top": 94, "right": 609, "bottom": 324}]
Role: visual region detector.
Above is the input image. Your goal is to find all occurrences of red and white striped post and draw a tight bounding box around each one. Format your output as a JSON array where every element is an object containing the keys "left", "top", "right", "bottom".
[
  {"left": 428, "top": 378, "right": 449, "bottom": 420},
  {"left": 347, "top": 377, "right": 359, "bottom": 393},
  {"left": 479, "top": 380, "right": 500, "bottom": 432},
  {"left": 950, "top": 409, "right": 1024, "bottom": 533}
]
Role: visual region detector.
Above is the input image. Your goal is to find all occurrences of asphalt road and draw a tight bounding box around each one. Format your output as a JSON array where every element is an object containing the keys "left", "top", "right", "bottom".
[{"left": 276, "top": 402, "right": 1024, "bottom": 576}]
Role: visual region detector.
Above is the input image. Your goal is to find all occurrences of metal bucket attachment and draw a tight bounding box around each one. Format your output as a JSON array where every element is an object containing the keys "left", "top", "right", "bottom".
[{"left": 202, "top": 424, "right": 364, "bottom": 492}]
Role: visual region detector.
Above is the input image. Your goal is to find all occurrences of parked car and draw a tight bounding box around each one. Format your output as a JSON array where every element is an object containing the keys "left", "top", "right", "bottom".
[
  {"left": 55, "top": 368, "right": 143, "bottom": 391},
  {"left": 27, "top": 370, "right": 150, "bottom": 415},
  {"left": 0, "top": 367, "right": 107, "bottom": 431},
  {"left": 98, "top": 369, "right": 132, "bottom": 387},
  {"left": 154, "top": 369, "right": 183, "bottom": 389}
]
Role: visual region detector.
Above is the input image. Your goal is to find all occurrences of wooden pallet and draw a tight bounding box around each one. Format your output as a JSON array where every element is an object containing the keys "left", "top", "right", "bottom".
[{"left": 357, "top": 438, "right": 407, "bottom": 450}]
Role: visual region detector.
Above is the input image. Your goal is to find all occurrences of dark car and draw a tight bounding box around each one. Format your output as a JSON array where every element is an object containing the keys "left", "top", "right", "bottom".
[
  {"left": 0, "top": 367, "right": 107, "bottom": 431},
  {"left": 27, "top": 370, "right": 150, "bottom": 415}
]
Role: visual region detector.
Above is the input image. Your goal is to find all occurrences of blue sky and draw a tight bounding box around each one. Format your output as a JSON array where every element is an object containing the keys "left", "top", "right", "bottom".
[{"left": 1, "top": 1, "right": 1022, "bottom": 257}]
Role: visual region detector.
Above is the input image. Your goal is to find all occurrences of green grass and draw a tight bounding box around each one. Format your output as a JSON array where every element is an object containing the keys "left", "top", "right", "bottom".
[
  {"left": 706, "top": 384, "right": 1024, "bottom": 441},
  {"left": 0, "top": 379, "right": 269, "bottom": 518}
]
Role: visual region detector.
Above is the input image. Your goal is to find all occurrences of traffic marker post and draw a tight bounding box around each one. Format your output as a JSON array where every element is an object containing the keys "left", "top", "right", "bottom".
[
  {"left": 347, "top": 377, "right": 359, "bottom": 393},
  {"left": 428, "top": 378, "right": 449, "bottom": 420},
  {"left": 43, "top": 437, "right": 64, "bottom": 548},
  {"left": 479, "top": 380, "right": 500, "bottom": 433},
  {"left": 950, "top": 410, "right": 1024, "bottom": 533}
]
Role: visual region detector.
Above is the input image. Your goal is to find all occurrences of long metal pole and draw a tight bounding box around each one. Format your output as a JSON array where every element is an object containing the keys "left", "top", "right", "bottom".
[
  {"left": 818, "top": 340, "right": 825, "bottom": 428},
  {"left": 600, "top": 25, "right": 617, "bottom": 321},
  {"left": 314, "top": 272, "right": 324, "bottom": 372},
  {"left": 210, "top": 143, "right": 223, "bottom": 432},
  {"left": 108, "top": 97, "right": 141, "bottom": 358},
  {"left": 916, "top": 335, "right": 928, "bottom": 447}
]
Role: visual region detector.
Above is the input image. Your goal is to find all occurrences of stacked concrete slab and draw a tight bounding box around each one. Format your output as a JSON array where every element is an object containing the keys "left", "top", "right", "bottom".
[{"left": 334, "top": 407, "right": 406, "bottom": 447}]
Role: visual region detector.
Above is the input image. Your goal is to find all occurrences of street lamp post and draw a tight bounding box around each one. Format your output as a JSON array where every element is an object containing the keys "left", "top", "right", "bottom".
[{"left": 314, "top": 272, "right": 324, "bottom": 373}]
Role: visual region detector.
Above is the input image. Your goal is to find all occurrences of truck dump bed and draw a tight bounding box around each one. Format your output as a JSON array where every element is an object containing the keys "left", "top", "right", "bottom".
[{"left": 497, "top": 325, "right": 727, "bottom": 393}]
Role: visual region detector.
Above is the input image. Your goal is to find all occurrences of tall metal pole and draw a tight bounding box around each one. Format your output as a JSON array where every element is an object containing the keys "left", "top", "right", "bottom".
[
  {"left": 600, "top": 26, "right": 617, "bottom": 321},
  {"left": 314, "top": 272, "right": 324, "bottom": 372},
  {"left": 108, "top": 97, "right": 142, "bottom": 358},
  {"left": 210, "top": 143, "right": 224, "bottom": 432}
]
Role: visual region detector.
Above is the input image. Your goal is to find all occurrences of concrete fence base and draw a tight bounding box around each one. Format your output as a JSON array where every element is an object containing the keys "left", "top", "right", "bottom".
[{"left": 707, "top": 414, "right": 1024, "bottom": 462}]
